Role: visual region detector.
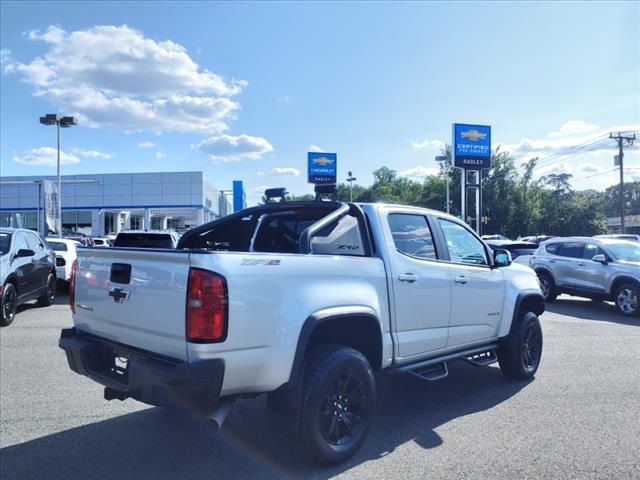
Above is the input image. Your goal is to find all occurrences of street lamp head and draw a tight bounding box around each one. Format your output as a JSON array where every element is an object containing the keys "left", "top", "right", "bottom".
[
  {"left": 59, "top": 116, "right": 78, "bottom": 128},
  {"left": 39, "top": 113, "right": 60, "bottom": 126},
  {"left": 348, "top": 171, "right": 352, "bottom": 177}
]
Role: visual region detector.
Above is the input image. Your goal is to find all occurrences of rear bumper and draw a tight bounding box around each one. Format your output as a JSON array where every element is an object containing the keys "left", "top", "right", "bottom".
[{"left": 59, "top": 328, "right": 225, "bottom": 411}]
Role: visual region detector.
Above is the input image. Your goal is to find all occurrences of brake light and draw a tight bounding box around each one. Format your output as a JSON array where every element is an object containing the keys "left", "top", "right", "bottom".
[
  {"left": 69, "top": 260, "right": 78, "bottom": 313},
  {"left": 186, "top": 268, "right": 228, "bottom": 343}
]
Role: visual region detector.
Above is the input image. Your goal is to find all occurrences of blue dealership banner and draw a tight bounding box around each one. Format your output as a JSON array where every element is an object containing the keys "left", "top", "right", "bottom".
[
  {"left": 453, "top": 123, "right": 491, "bottom": 169},
  {"left": 308, "top": 152, "right": 337, "bottom": 184},
  {"left": 232, "top": 180, "right": 244, "bottom": 213}
]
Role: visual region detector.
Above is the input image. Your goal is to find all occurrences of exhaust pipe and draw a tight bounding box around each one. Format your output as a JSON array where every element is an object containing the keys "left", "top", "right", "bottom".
[{"left": 205, "top": 398, "right": 234, "bottom": 432}]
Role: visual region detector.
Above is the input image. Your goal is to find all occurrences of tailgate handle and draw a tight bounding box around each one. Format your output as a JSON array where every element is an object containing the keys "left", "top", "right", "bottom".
[{"left": 110, "top": 263, "right": 132, "bottom": 284}]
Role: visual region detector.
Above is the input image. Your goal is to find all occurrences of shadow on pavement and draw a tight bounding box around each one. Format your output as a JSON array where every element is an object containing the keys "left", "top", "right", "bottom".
[
  {"left": 0, "top": 362, "right": 529, "bottom": 480},
  {"left": 544, "top": 297, "right": 638, "bottom": 326}
]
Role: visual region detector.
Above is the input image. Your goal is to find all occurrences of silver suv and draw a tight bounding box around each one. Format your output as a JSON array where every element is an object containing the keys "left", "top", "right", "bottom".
[{"left": 530, "top": 237, "right": 640, "bottom": 317}]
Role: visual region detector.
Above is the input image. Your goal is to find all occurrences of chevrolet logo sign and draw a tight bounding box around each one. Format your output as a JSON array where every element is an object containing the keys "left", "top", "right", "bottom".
[
  {"left": 460, "top": 129, "right": 487, "bottom": 142},
  {"left": 312, "top": 157, "right": 335, "bottom": 166}
]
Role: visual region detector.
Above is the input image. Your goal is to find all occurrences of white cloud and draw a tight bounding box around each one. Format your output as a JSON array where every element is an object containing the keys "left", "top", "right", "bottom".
[
  {"left": 137, "top": 141, "right": 155, "bottom": 148},
  {"left": 309, "top": 145, "right": 324, "bottom": 152},
  {"left": 576, "top": 163, "right": 601, "bottom": 174},
  {"left": 3, "top": 25, "right": 246, "bottom": 133},
  {"left": 548, "top": 120, "right": 599, "bottom": 138},
  {"left": 399, "top": 166, "right": 440, "bottom": 180},
  {"left": 155, "top": 151, "right": 166, "bottom": 160},
  {"left": 192, "top": 134, "right": 273, "bottom": 163},
  {"left": 276, "top": 95, "right": 292, "bottom": 104},
  {"left": 13, "top": 146, "right": 80, "bottom": 166},
  {"left": 410, "top": 139, "right": 445, "bottom": 150},
  {"left": 260, "top": 167, "right": 300, "bottom": 177},
  {"left": 499, "top": 122, "right": 639, "bottom": 160},
  {"left": 70, "top": 148, "right": 114, "bottom": 159}
]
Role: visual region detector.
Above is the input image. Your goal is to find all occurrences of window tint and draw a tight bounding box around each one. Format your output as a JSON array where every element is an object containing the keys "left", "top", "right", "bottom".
[
  {"left": 47, "top": 241, "right": 68, "bottom": 252},
  {"left": 0, "top": 233, "right": 11, "bottom": 255},
  {"left": 545, "top": 243, "right": 560, "bottom": 254},
  {"left": 557, "top": 242, "right": 584, "bottom": 258},
  {"left": 438, "top": 219, "right": 488, "bottom": 265},
  {"left": 583, "top": 243, "right": 604, "bottom": 259},
  {"left": 388, "top": 214, "right": 437, "bottom": 260}
]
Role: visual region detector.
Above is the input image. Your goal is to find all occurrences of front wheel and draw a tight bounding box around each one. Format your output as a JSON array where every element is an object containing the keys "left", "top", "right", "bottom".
[
  {"left": 299, "top": 345, "right": 375, "bottom": 465},
  {"left": 614, "top": 283, "right": 639, "bottom": 317},
  {"left": 1, "top": 283, "right": 18, "bottom": 327},
  {"left": 537, "top": 272, "right": 557, "bottom": 302},
  {"left": 498, "top": 312, "right": 543, "bottom": 380},
  {"left": 37, "top": 273, "right": 56, "bottom": 307}
]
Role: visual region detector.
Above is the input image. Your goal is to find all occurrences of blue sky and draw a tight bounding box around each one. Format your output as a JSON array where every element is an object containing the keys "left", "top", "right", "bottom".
[{"left": 1, "top": 1, "right": 638, "bottom": 204}]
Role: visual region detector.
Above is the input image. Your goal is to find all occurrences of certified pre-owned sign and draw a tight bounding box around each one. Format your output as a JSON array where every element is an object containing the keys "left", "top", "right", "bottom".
[
  {"left": 453, "top": 123, "right": 491, "bottom": 169},
  {"left": 308, "top": 152, "right": 337, "bottom": 184}
]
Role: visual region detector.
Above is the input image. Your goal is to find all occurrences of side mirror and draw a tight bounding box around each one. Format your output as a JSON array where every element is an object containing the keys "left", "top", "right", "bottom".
[
  {"left": 16, "top": 248, "right": 35, "bottom": 258},
  {"left": 592, "top": 254, "right": 608, "bottom": 264},
  {"left": 494, "top": 249, "right": 512, "bottom": 267}
]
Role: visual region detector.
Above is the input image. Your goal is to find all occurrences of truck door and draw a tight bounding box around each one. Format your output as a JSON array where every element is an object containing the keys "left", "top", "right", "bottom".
[
  {"left": 384, "top": 212, "right": 451, "bottom": 358},
  {"left": 436, "top": 218, "right": 505, "bottom": 347}
]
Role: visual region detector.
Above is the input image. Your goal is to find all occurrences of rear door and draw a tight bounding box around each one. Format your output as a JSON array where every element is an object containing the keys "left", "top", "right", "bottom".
[
  {"left": 383, "top": 211, "right": 451, "bottom": 358},
  {"left": 25, "top": 232, "right": 50, "bottom": 289},
  {"left": 554, "top": 242, "right": 585, "bottom": 288},
  {"left": 73, "top": 249, "right": 192, "bottom": 360}
]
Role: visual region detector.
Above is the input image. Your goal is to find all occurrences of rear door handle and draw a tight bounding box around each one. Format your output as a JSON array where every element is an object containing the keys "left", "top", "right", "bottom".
[
  {"left": 454, "top": 275, "right": 468, "bottom": 285},
  {"left": 398, "top": 273, "right": 419, "bottom": 283},
  {"left": 577, "top": 262, "right": 585, "bottom": 267}
]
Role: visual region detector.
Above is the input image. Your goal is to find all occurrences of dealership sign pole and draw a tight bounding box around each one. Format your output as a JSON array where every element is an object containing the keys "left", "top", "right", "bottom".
[{"left": 452, "top": 123, "right": 491, "bottom": 234}]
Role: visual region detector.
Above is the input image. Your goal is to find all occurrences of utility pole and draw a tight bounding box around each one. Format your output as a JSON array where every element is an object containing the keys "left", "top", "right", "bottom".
[{"left": 609, "top": 132, "right": 636, "bottom": 234}]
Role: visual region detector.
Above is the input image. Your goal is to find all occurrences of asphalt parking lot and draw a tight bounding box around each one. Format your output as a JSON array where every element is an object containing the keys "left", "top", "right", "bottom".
[{"left": 1, "top": 292, "right": 639, "bottom": 480}]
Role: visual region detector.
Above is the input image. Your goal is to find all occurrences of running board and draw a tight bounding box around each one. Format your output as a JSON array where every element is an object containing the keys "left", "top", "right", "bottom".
[
  {"left": 462, "top": 349, "right": 498, "bottom": 367},
  {"left": 409, "top": 361, "right": 448, "bottom": 381},
  {"left": 387, "top": 343, "right": 500, "bottom": 381}
]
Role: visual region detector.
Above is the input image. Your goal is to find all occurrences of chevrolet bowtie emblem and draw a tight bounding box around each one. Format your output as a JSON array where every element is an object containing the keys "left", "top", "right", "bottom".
[
  {"left": 460, "top": 129, "right": 487, "bottom": 142},
  {"left": 108, "top": 287, "right": 129, "bottom": 303},
  {"left": 312, "top": 157, "right": 334, "bottom": 166}
]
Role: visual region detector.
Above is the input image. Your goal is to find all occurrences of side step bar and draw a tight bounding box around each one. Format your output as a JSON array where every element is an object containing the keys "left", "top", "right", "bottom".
[
  {"left": 463, "top": 349, "right": 498, "bottom": 367},
  {"left": 387, "top": 344, "right": 499, "bottom": 382}
]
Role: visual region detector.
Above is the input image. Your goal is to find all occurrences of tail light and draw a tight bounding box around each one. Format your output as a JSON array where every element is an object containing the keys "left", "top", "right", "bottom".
[
  {"left": 186, "top": 268, "right": 228, "bottom": 343},
  {"left": 69, "top": 260, "right": 78, "bottom": 313}
]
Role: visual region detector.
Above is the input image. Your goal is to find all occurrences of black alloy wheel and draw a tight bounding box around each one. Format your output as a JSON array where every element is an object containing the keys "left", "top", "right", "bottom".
[{"left": 1, "top": 284, "right": 18, "bottom": 327}]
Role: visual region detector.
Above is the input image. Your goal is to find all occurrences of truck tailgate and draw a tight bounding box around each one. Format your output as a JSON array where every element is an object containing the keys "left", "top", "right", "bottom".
[{"left": 73, "top": 248, "right": 190, "bottom": 361}]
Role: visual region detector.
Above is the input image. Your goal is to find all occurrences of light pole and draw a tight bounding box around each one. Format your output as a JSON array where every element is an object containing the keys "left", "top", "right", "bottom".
[
  {"left": 346, "top": 171, "right": 357, "bottom": 202},
  {"left": 435, "top": 155, "right": 450, "bottom": 214},
  {"left": 39, "top": 114, "right": 77, "bottom": 237}
]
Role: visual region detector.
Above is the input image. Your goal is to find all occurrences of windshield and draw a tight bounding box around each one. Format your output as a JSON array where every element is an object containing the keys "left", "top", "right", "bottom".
[
  {"left": 0, "top": 233, "right": 11, "bottom": 255},
  {"left": 607, "top": 242, "right": 640, "bottom": 262}
]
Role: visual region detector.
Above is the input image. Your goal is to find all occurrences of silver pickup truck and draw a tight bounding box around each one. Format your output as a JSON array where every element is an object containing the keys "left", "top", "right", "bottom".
[{"left": 60, "top": 201, "right": 544, "bottom": 464}]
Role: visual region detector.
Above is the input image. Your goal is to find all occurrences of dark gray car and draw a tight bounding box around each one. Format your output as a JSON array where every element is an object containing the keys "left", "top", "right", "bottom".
[
  {"left": 530, "top": 237, "right": 640, "bottom": 317},
  {"left": 1, "top": 228, "right": 57, "bottom": 326}
]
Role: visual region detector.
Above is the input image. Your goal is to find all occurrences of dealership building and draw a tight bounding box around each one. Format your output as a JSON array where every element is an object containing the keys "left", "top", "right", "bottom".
[{"left": 0, "top": 171, "right": 243, "bottom": 236}]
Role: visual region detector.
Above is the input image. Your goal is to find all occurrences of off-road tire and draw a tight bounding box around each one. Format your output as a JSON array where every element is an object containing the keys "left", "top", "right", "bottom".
[
  {"left": 498, "top": 312, "right": 543, "bottom": 380},
  {"left": 299, "top": 344, "right": 375, "bottom": 465}
]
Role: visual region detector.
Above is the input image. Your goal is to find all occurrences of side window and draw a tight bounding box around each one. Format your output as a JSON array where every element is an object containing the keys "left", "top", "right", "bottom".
[
  {"left": 438, "top": 218, "right": 488, "bottom": 265},
  {"left": 26, "top": 233, "right": 44, "bottom": 252},
  {"left": 557, "top": 242, "right": 584, "bottom": 258},
  {"left": 388, "top": 214, "right": 437, "bottom": 260},
  {"left": 583, "top": 243, "right": 604, "bottom": 259},
  {"left": 14, "top": 233, "right": 30, "bottom": 252},
  {"left": 545, "top": 243, "right": 560, "bottom": 255}
]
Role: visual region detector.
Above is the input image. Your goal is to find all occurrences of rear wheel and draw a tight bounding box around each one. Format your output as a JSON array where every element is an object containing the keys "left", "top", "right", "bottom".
[
  {"left": 37, "top": 273, "right": 56, "bottom": 307},
  {"left": 614, "top": 283, "right": 639, "bottom": 317},
  {"left": 1, "top": 283, "right": 18, "bottom": 327},
  {"left": 498, "top": 312, "right": 543, "bottom": 380},
  {"left": 537, "top": 272, "right": 557, "bottom": 302},
  {"left": 299, "top": 345, "right": 375, "bottom": 465}
]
